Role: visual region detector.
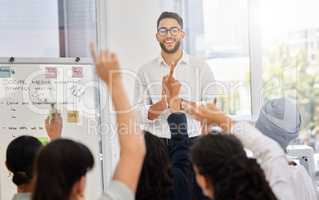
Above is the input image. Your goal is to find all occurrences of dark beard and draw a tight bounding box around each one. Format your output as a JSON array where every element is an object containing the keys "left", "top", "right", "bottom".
[{"left": 159, "top": 41, "right": 181, "bottom": 54}]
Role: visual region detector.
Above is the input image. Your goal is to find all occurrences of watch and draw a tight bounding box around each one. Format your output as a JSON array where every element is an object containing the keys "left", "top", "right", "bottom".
[{"left": 180, "top": 98, "right": 187, "bottom": 110}]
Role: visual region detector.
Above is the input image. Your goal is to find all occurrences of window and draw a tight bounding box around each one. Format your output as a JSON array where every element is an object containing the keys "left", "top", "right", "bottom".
[
  {"left": 179, "top": 0, "right": 319, "bottom": 155},
  {"left": 0, "top": 0, "right": 97, "bottom": 58},
  {"left": 182, "top": 0, "right": 251, "bottom": 117},
  {"left": 260, "top": 0, "right": 319, "bottom": 153}
]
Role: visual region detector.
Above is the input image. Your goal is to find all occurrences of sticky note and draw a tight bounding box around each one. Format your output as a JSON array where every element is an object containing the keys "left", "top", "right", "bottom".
[
  {"left": 67, "top": 111, "right": 79, "bottom": 123},
  {"left": 37, "top": 136, "right": 49, "bottom": 145},
  {"left": 45, "top": 67, "right": 57, "bottom": 79},
  {"left": 72, "top": 67, "right": 83, "bottom": 78}
]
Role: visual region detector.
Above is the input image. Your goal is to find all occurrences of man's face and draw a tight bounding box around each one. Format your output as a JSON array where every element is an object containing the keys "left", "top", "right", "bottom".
[{"left": 156, "top": 18, "right": 185, "bottom": 54}]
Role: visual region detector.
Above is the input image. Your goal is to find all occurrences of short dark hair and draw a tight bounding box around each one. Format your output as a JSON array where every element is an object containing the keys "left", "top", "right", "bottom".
[
  {"left": 157, "top": 11, "right": 183, "bottom": 29},
  {"left": 6, "top": 136, "right": 43, "bottom": 186},
  {"left": 33, "top": 139, "right": 94, "bottom": 200}
]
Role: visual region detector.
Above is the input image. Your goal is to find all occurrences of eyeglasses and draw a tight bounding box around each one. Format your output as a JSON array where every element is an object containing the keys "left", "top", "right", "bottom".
[{"left": 157, "top": 27, "right": 181, "bottom": 36}]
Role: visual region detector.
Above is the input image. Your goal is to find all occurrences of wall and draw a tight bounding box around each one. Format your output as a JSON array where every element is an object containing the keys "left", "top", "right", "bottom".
[
  {"left": 98, "top": 0, "right": 166, "bottom": 190},
  {"left": 106, "top": 0, "right": 162, "bottom": 99}
]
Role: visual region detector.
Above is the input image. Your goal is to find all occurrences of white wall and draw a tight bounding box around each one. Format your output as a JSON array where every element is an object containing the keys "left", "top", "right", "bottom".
[
  {"left": 98, "top": 0, "right": 166, "bottom": 190},
  {"left": 106, "top": 0, "right": 162, "bottom": 99}
]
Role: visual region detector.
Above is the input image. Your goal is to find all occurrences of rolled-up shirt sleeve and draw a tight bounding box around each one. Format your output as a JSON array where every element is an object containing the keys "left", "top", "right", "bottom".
[
  {"left": 232, "top": 122, "right": 284, "bottom": 161},
  {"left": 200, "top": 61, "right": 216, "bottom": 101},
  {"left": 232, "top": 122, "right": 296, "bottom": 200}
]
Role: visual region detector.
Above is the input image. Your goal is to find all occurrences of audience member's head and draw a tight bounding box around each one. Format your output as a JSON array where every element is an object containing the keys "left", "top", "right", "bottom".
[
  {"left": 32, "top": 139, "right": 94, "bottom": 200},
  {"left": 6, "top": 136, "right": 43, "bottom": 190},
  {"left": 191, "top": 134, "right": 278, "bottom": 200},
  {"left": 136, "top": 131, "right": 173, "bottom": 200},
  {"left": 256, "top": 97, "right": 301, "bottom": 150}
]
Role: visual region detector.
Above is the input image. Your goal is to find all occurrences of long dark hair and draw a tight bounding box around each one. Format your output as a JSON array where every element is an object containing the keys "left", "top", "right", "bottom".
[
  {"left": 136, "top": 131, "right": 173, "bottom": 200},
  {"left": 6, "top": 136, "right": 43, "bottom": 186},
  {"left": 32, "top": 139, "right": 94, "bottom": 200},
  {"left": 191, "top": 134, "right": 278, "bottom": 200}
]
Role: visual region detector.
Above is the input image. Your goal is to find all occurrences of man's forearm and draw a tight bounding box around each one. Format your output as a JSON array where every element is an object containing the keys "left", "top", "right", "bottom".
[{"left": 148, "top": 98, "right": 168, "bottom": 120}]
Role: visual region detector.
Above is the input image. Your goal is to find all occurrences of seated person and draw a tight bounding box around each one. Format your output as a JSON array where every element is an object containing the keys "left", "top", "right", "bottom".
[
  {"left": 32, "top": 138, "right": 94, "bottom": 200},
  {"left": 6, "top": 113, "right": 61, "bottom": 200},
  {"left": 32, "top": 47, "right": 146, "bottom": 200},
  {"left": 183, "top": 100, "right": 314, "bottom": 200},
  {"left": 136, "top": 131, "right": 173, "bottom": 200},
  {"left": 136, "top": 114, "right": 192, "bottom": 200},
  {"left": 255, "top": 98, "right": 317, "bottom": 200},
  {"left": 6, "top": 136, "right": 43, "bottom": 200},
  {"left": 136, "top": 69, "right": 192, "bottom": 200},
  {"left": 192, "top": 133, "right": 278, "bottom": 200},
  {"left": 164, "top": 90, "right": 277, "bottom": 199}
]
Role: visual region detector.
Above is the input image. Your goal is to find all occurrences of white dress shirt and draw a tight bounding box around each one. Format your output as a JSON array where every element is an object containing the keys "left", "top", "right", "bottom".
[
  {"left": 134, "top": 52, "right": 216, "bottom": 138},
  {"left": 233, "top": 122, "right": 317, "bottom": 200}
]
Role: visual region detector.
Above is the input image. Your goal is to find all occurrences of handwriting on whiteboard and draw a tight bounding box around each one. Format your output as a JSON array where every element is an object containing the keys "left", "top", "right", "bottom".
[{"left": 3, "top": 78, "right": 86, "bottom": 104}]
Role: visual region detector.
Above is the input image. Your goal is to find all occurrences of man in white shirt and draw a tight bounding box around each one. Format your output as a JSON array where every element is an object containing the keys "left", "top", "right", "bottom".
[{"left": 134, "top": 11, "right": 216, "bottom": 138}]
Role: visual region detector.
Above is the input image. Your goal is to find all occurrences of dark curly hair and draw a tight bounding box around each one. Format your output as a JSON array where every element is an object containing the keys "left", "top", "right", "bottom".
[
  {"left": 136, "top": 131, "right": 173, "bottom": 200},
  {"left": 191, "top": 134, "right": 278, "bottom": 200}
]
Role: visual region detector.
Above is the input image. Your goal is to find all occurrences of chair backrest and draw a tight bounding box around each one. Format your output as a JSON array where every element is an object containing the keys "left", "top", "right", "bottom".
[{"left": 287, "top": 145, "right": 315, "bottom": 179}]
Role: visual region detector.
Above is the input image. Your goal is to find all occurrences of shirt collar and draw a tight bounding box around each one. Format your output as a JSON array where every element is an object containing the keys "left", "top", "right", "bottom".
[{"left": 158, "top": 51, "right": 190, "bottom": 67}]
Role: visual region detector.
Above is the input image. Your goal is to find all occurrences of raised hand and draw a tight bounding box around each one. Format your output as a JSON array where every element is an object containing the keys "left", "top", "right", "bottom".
[
  {"left": 163, "top": 63, "right": 182, "bottom": 111},
  {"left": 182, "top": 101, "right": 233, "bottom": 133},
  {"left": 45, "top": 112, "right": 63, "bottom": 140},
  {"left": 163, "top": 64, "right": 181, "bottom": 100},
  {"left": 90, "top": 43, "right": 121, "bottom": 85}
]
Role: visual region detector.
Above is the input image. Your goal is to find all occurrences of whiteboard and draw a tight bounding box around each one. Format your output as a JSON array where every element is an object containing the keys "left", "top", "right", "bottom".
[{"left": 0, "top": 64, "right": 103, "bottom": 200}]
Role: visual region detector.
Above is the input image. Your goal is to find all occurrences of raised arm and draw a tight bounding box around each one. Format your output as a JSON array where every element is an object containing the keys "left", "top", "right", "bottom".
[
  {"left": 45, "top": 112, "right": 63, "bottom": 141},
  {"left": 162, "top": 65, "right": 191, "bottom": 172},
  {"left": 183, "top": 103, "right": 296, "bottom": 200},
  {"left": 167, "top": 112, "right": 191, "bottom": 176},
  {"left": 91, "top": 45, "right": 146, "bottom": 192}
]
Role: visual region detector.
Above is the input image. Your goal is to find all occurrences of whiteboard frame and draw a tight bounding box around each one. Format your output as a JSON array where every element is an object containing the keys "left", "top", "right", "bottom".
[
  {"left": 95, "top": 0, "right": 114, "bottom": 192},
  {"left": 0, "top": 60, "right": 105, "bottom": 199},
  {"left": 0, "top": 58, "right": 93, "bottom": 65}
]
